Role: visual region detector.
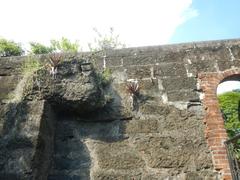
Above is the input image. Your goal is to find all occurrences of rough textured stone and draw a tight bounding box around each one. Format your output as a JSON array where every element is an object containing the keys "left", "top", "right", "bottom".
[
  {"left": 26, "top": 60, "right": 107, "bottom": 115},
  {"left": 167, "top": 90, "right": 199, "bottom": 102},
  {"left": 1, "top": 39, "right": 240, "bottom": 179},
  {"left": 155, "top": 63, "right": 187, "bottom": 77},
  {"left": 162, "top": 77, "right": 197, "bottom": 91},
  {"left": 0, "top": 100, "right": 55, "bottom": 180}
]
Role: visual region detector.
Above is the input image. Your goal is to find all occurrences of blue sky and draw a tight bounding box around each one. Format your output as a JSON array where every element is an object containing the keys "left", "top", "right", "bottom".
[
  {"left": 0, "top": 0, "right": 239, "bottom": 92},
  {"left": 0, "top": 0, "right": 239, "bottom": 49},
  {"left": 171, "top": 0, "right": 240, "bottom": 43}
]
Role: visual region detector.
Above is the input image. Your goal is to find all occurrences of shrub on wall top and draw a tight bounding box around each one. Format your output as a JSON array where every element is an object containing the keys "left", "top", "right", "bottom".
[
  {"left": 0, "top": 38, "right": 23, "bottom": 57},
  {"left": 30, "top": 42, "right": 54, "bottom": 55},
  {"left": 50, "top": 37, "right": 80, "bottom": 53}
]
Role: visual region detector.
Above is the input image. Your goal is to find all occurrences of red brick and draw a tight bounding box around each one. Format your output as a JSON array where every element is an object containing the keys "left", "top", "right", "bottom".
[{"left": 199, "top": 69, "right": 240, "bottom": 179}]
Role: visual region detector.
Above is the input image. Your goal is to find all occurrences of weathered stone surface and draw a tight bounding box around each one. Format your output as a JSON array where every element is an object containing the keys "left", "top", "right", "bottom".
[
  {"left": 167, "top": 90, "right": 199, "bottom": 102},
  {"left": 155, "top": 49, "right": 186, "bottom": 63},
  {"left": 96, "top": 141, "right": 145, "bottom": 170},
  {"left": 230, "top": 45, "right": 240, "bottom": 60},
  {"left": 2, "top": 39, "right": 240, "bottom": 179},
  {"left": 0, "top": 75, "right": 21, "bottom": 101},
  {"left": 0, "top": 56, "right": 24, "bottom": 76},
  {"left": 25, "top": 60, "right": 107, "bottom": 115},
  {"left": 184, "top": 46, "right": 230, "bottom": 62},
  {"left": 0, "top": 100, "right": 55, "bottom": 180},
  {"left": 162, "top": 77, "right": 197, "bottom": 91},
  {"left": 93, "top": 170, "right": 142, "bottom": 180},
  {"left": 155, "top": 63, "right": 187, "bottom": 77},
  {"left": 123, "top": 54, "right": 156, "bottom": 66},
  {"left": 122, "top": 118, "right": 160, "bottom": 134},
  {"left": 125, "top": 65, "right": 152, "bottom": 79},
  {"left": 139, "top": 103, "right": 170, "bottom": 115}
]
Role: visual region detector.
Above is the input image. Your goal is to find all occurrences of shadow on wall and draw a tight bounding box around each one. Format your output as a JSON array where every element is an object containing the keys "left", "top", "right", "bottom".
[
  {"left": 0, "top": 88, "right": 128, "bottom": 180},
  {"left": 0, "top": 59, "right": 130, "bottom": 180},
  {"left": 48, "top": 89, "right": 128, "bottom": 180}
]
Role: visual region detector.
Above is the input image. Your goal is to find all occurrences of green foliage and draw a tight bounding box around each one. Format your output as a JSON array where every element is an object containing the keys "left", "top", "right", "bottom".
[
  {"left": 101, "top": 68, "right": 113, "bottom": 86},
  {"left": 88, "top": 27, "right": 126, "bottom": 52},
  {"left": 30, "top": 42, "right": 53, "bottom": 55},
  {"left": 29, "top": 37, "right": 80, "bottom": 54},
  {"left": 0, "top": 38, "right": 23, "bottom": 57},
  {"left": 21, "top": 56, "right": 43, "bottom": 75},
  {"left": 96, "top": 68, "right": 113, "bottom": 87},
  {"left": 50, "top": 37, "right": 80, "bottom": 53},
  {"left": 218, "top": 91, "right": 240, "bottom": 138}
]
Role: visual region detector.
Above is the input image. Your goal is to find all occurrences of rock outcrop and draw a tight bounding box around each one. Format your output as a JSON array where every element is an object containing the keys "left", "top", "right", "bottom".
[{"left": 0, "top": 58, "right": 112, "bottom": 179}]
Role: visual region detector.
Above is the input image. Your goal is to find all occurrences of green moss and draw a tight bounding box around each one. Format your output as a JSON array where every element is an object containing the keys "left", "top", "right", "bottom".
[
  {"left": 96, "top": 68, "right": 113, "bottom": 87},
  {"left": 21, "top": 56, "right": 43, "bottom": 75}
]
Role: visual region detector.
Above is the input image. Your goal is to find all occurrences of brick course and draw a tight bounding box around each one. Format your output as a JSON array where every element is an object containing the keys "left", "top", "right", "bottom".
[{"left": 199, "top": 68, "right": 240, "bottom": 180}]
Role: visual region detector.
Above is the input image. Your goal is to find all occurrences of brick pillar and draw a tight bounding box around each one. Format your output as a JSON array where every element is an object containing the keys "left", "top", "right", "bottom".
[{"left": 199, "top": 69, "right": 240, "bottom": 180}]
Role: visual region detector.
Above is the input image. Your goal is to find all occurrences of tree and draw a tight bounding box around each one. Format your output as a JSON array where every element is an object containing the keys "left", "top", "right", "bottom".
[
  {"left": 0, "top": 38, "right": 23, "bottom": 57},
  {"left": 88, "top": 27, "right": 126, "bottom": 52},
  {"left": 30, "top": 42, "right": 54, "bottom": 55},
  {"left": 50, "top": 37, "right": 80, "bottom": 53},
  {"left": 218, "top": 91, "right": 240, "bottom": 138}
]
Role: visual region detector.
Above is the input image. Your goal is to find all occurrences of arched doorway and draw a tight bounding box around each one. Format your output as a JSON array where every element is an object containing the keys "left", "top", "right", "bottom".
[
  {"left": 217, "top": 77, "right": 240, "bottom": 180},
  {"left": 199, "top": 69, "right": 240, "bottom": 180}
]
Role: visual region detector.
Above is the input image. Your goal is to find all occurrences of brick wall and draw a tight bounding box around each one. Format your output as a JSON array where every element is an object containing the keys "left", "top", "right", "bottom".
[{"left": 199, "top": 68, "right": 240, "bottom": 179}]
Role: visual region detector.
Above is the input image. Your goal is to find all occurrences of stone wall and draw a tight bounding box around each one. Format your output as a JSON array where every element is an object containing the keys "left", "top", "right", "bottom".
[{"left": 1, "top": 39, "right": 240, "bottom": 180}]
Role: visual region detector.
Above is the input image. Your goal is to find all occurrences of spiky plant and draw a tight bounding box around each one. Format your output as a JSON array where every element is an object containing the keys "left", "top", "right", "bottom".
[
  {"left": 47, "top": 53, "right": 63, "bottom": 78},
  {"left": 126, "top": 80, "right": 140, "bottom": 96},
  {"left": 49, "top": 53, "right": 63, "bottom": 68}
]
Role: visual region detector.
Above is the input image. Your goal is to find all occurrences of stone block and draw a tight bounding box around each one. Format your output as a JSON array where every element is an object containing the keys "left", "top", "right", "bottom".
[
  {"left": 123, "top": 55, "right": 156, "bottom": 66},
  {"left": 162, "top": 77, "right": 197, "bottom": 91},
  {"left": 155, "top": 63, "right": 187, "bottom": 77},
  {"left": 139, "top": 103, "right": 170, "bottom": 115},
  {"left": 0, "top": 76, "right": 20, "bottom": 100},
  {"left": 139, "top": 79, "right": 159, "bottom": 95},
  {"left": 125, "top": 65, "right": 152, "bottom": 79},
  {"left": 95, "top": 141, "right": 145, "bottom": 170},
  {"left": 122, "top": 119, "right": 159, "bottom": 134},
  {"left": 156, "top": 49, "right": 186, "bottom": 63},
  {"left": 129, "top": 133, "right": 212, "bottom": 170},
  {"left": 93, "top": 170, "right": 142, "bottom": 180},
  {"left": 167, "top": 90, "right": 199, "bottom": 102},
  {"left": 186, "top": 59, "right": 218, "bottom": 76},
  {"left": 0, "top": 57, "right": 23, "bottom": 76},
  {"left": 230, "top": 45, "right": 240, "bottom": 60},
  {"left": 217, "top": 60, "right": 232, "bottom": 71},
  {"left": 232, "top": 59, "right": 240, "bottom": 68},
  {"left": 105, "top": 56, "right": 123, "bottom": 67},
  {"left": 184, "top": 46, "right": 230, "bottom": 62}
]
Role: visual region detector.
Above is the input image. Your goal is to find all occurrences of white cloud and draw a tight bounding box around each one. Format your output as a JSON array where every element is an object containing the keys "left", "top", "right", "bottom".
[
  {"left": 0, "top": 0, "right": 197, "bottom": 50},
  {"left": 217, "top": 81, "right": 240, "bottom": 95}
]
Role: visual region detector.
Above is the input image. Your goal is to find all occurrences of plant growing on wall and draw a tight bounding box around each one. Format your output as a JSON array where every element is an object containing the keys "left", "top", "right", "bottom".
[
  {"left": 50, "top": 37, "right": 80, "bottom": 53},
  {"left": 0, "top": 38, "right": 24, "bottom": 57},
  {"left": 126, "top": 79, "right": 140, "bottom": 111},
  {"left": 22, "top": 56, "right": 43, "bottom": 75},
  {"left": 46, "top": 53, "right": 63, "bottom": 78},
  {"left": 88, "top": 27, "right": 125, "bottom": 53},
  {"left": 30, "top": 42, "right": 54, "bottom": 55},
  {"left": 96, "top": 68, "right": 114, "bottom": 88}
]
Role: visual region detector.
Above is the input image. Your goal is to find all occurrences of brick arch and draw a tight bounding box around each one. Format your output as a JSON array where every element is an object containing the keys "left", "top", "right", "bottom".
[{"left": 199, "top": 68, "right": 240, "bottom": 180}]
